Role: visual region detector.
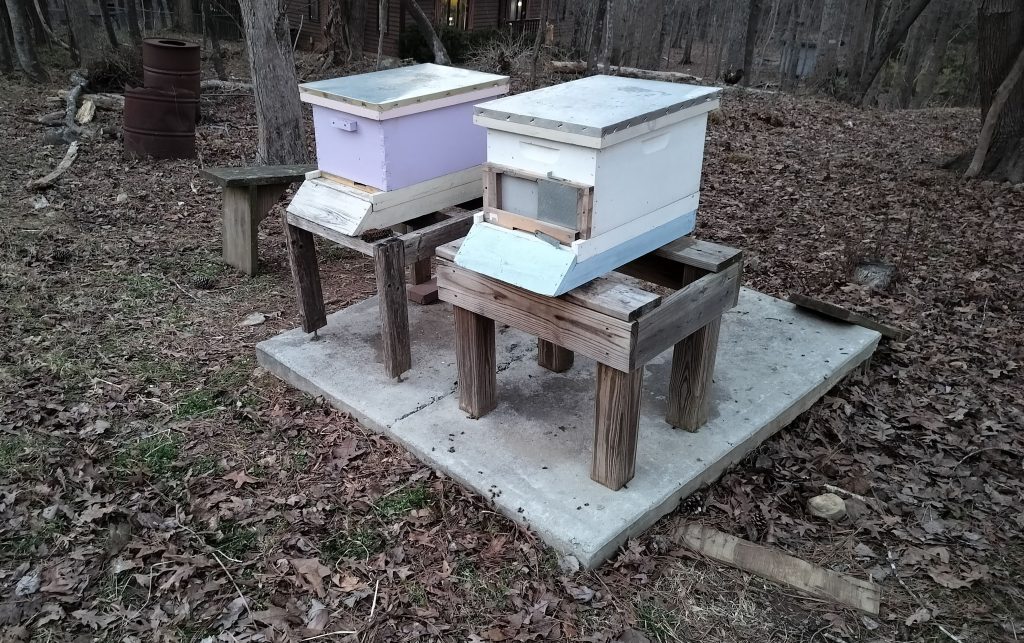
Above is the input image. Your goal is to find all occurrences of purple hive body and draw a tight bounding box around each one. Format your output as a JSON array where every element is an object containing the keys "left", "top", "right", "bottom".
[{"left": 311, "top": 101, "right": 488, "bottom": 191}]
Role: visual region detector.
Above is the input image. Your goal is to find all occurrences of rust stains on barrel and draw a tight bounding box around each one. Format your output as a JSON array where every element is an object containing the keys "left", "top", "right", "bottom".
[
  {"left": 123, "top": 87, "right": 197, "bottom": 159},
  {"left": 142, "top": 38, "right": 201, "bottom": 99}
]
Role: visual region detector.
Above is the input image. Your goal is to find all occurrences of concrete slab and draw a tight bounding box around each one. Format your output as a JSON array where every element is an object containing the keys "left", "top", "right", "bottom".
[{"left": 257, "top": 288, "right": 880, "bottom": 567}]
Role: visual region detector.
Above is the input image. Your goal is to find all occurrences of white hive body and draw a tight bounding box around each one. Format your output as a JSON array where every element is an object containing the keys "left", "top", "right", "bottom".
[{"left": 454, "top": 75, "right": 721, "bottom": 296}]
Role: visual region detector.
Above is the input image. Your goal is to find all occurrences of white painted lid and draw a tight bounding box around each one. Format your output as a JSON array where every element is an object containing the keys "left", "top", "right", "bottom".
[
  {"left": 474, "top": 75, "right": 720, "bottom": 144},
  {"left": 299, "top": 63, "right": 509, "bottom": 115}
]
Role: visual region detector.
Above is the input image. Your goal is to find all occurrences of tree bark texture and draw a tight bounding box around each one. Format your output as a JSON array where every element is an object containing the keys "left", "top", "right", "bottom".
[
  {"left": 724, "top": 0, "right": 750, "bottom": 75},
  {"left": 969, "top": 0, "right": 1024, "bottom": 181},
  {"left": 600, "top": 0, "right": 614, "bottom": 69},
  {"left": 586, "top": 0, "right": 607, "bottom": 74},
  {"left": 202, "top": 0, "right": 226, "bottom": 79},
  {"left": 238, "top": 0, "right": 309, "bottom": 165},
  {"left": 4, "top": 0, "right": 48, "bottom": 81},
  {"left": 741, "top": 0, "right": 762, "bottom": 85},
  {"left": 176, "top": 0, "right": 194, "bottom": 30},
  {"left": 401, "top": 0, "right": 449, "bottom": 65}
]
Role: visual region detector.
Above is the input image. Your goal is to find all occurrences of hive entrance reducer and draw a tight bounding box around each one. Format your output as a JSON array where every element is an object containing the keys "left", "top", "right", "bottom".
[{"left": 456, "top": 75, "right": 721, "bottom": 296}]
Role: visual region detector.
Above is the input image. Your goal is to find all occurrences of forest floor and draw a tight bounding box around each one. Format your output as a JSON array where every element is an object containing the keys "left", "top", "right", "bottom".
[{"left": 1, "top": 43, "right": 1023, "bottom": 643}]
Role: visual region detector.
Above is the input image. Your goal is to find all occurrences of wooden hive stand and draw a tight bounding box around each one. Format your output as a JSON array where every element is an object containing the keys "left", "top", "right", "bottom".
[
  {"left": 201, "top": 164, "right": 315, "bottom": 275},
  {"left": 436, "top": 237, "right": 743, "bottom": 490},
  {"left": 284, "top": 208, "right": 475, "bottom": 380}
]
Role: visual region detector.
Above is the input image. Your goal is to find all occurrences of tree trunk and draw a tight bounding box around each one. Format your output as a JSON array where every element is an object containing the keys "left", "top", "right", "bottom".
[
  {"left": 600, "top": 0, "right": 613, "bottom": 69},
  {"left": 779, "top": 0, "right": 801, "bottom": 91},
  {"left": 809, "top": 0, "right": 844, "bottom": 88},
  {"left": 202, "top": 0, "right": 225, "bottom": 79},
  {"left": 176, "top": 0, "right": 194, "bottom": 31},
  {"left": 4, "top": 0, "right": 48, "bottom": 81},
  {"left": 65, "top": 0, "right": 103, "bottom": 68},
  {"left": 894, "top": 3, "right": 941, "bottom": 108},
  {"left": 0, "top": 1, "right": 15, "bottom": 73},
  {"left": 853, "top": 0, "right": 934, "bottom": 104},
  {"left": 681, "top": 0, "right": 698, "bottom": 64},
  {"left": 400, "top": 0, "right": 449, "bottom": 65},
  {"left": 238, "top": 0, "right": 309, "bottom": 165},
  {"left": 966, "top": 0, "right": 1024, "bottom": 182},
  {"left": 586, "top": 0, "right": 607, "bottom": 74},
  {"left": 99, "top": 0, "right": 120, "bottom": 48},
  {"left": 741, "top": 0, "right": 762, "bottom": 85},
  {"left": 911, "top": 0, "right": 958, "bottom": 108},
  {"left": 125, "top": 0, "right": 141, "bottom": 42},
  {"left": 529, "top": 0, "right": 549, "bottom": 88},
  {"left": 847, "top": 0, "right": 878, "bottom": 88},
  {"left": 723, "top": 0, "right": 747, "bottom": 76}
]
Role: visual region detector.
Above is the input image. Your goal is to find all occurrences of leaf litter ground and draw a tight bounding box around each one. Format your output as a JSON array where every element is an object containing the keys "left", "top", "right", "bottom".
[{"left": 1, "top": 53, "right": 1022, "bottom": 643}]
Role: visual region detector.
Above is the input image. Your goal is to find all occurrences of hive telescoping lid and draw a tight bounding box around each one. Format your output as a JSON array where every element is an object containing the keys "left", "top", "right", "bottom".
[
  {"left": 299, "top": 63, "right": 509, "bottom": 120},
  {"left": 473, "top": 74, "right": 721, "bottom": 147}
]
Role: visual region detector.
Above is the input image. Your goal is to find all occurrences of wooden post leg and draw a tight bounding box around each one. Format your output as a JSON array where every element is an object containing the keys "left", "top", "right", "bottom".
[
  {"left": 666, "top": 319, "right": 721, "bottom": 431},
  {"left": 283, "top": 215, "right": 327, "bottom": 334},
  {"left": 537, "top": 339, "right": 574, "bottom": 373},
  {"left": 591, "top": 363, "right": 643, "bottom": 490},
  {"left": 222, "top": 186, "right": 258, "bottom": 275},
  {"left": 411, "top": 258, "right": 432, "bottom": 284},
  {"left": 374, "top": 237, "right": 412, "bottom": 378},
  {"left": 454, "top": 306, "right": 496, "bottom": 418}
]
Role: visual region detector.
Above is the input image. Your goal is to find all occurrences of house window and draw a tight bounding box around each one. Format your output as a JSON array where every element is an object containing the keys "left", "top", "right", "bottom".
[
  {"left": 437, "top": 0, "right": 469, "bottom": 29},
  {"left": 308, "top": 0, "right": 320, "bottom": 22},
  {"left": 509, "top": 0, "right": 526, "bottom": 21}
]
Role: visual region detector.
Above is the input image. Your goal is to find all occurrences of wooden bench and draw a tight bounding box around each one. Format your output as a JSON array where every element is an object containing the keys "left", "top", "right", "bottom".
[
  {"left": 284, "top": 208, "right": 475, "bottom": 379},
  {"left": 201, "top": 164, "right": 316, "bottom": 275},
  {"left": 435, "top": 237, "right": 743, "bottom": 491}
]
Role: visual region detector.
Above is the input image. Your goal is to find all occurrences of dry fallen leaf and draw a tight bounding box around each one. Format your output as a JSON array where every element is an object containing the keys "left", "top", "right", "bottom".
[{"left": 222, "top": 470, "right": 259, "bottom": 489}]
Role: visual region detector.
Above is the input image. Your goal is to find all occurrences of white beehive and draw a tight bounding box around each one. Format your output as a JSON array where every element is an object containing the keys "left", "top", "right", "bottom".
[{"left": 454, "top": 75, "right": 721, "bottom": 296}]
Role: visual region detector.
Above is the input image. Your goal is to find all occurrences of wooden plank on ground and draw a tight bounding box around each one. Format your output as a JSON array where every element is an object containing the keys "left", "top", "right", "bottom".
[
  {"left": 201, "top": 164, "right": 315, "bottom": 187},
  {"left": 633, "top": 263, "right": 742, "bottom": 367},
  {"left": 677, "top": 524, "right": 881, "bottom": 615},
  {"left": 789, "top": 294, "right": 909, "bottom": 341},
  {"left": 436, "top": 259, "right": 636, "bottom": 372}
]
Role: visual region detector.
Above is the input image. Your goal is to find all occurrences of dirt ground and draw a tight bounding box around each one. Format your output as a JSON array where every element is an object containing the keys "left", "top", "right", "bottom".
[{"left": 1, "top": 43, "right": 1023, "bottom": 643}]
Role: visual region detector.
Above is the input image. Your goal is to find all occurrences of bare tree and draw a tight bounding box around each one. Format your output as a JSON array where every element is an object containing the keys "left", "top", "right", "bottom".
[
  {"left": 401, "top": 0, "right": 449, "bottom": 65},
  {"left": 600, "top": 0, "right": 614, "bottom": 69},
  {"left": 125, "top": 0, "right": 142, "bottom": 43},
  {"left": 65, "top": 0, "right": 103, "bottom": 68},
  {"left": 741, "top": 0, "right": 762, "bottom": 85},
  {"left": 911, "top": 0, "right": 960, "bottom": 108},
  {"left": 852, "top": 0, "right": 935, "bottom": 104},
  {"left": 202, "top": 0, "right": 226, "bottom": 79},
  {"left": 238, "top": 0, "right": 308, "bottom": 165},
  {"left": 4, "top": 0, "right": 48, "bottom": 81},
  {"left": 586, "top": 0, "right": 607, "bottom": 74},
  {"left": 529, "top": 0, "right": 550, "bottom": 88},
  {"left": 964, "top": 0, "right": 1024, "bottom": 182},
  {"left": 99, "top": 0, "right": 120, "bottom": 49},
  {"left": 176, "top": 0, "right": 194, "bottom": 31}
]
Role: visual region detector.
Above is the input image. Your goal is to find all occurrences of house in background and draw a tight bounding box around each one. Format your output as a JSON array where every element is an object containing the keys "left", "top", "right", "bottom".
[{"left": 285, "top": 0, "right": 542, "bottom": 57}]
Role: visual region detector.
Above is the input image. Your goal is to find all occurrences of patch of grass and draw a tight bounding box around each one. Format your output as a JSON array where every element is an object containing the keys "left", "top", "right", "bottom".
[
  {"left": 122, "top": 274, "right": 165, "bottom": 301},
  {"left": 0, "top": 530, "right": 43, "bottom": 557},
  {"left": 113, "top": 434, "right": 181, "bottom": 477},
  {"left": 212, "top": 520, "right": 259, "bottom": 559},
  {"left": 0, "top": 434, "right": 50, "bottom": 477},
  {"left": 188, "top": 454, "right": 223, "bottom": 477},
  {"left": 634, "top": 598, "right": 681, "bottom": 643},
  {"left": 209, "top": 356, "right": 254, "bottom": 392},
  {"left": 175, "top": 390, "right": 221, "bottom": 419},
  {"left": 130, "top": 354, "right": 194, "bottom": 385},
  {"left": 374, "top": 484, "right": 431, "bottom": 518},
  {"left": 404, "top": 581, "right": 428, "bottom": 606},
  {"left": 321, "top": 527, "right": 386, "bottom": 563},
  {"left": 0, "top": 436, "right": 26, "bottom": 469}
]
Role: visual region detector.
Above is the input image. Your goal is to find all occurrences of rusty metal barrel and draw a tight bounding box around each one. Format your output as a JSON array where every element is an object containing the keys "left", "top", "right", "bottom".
[
  {"left": 142, "top": 38, "right": 201, "bottom": 100},
  {"left": 123, "top": 87, "right": 197, "bottom": 159}
]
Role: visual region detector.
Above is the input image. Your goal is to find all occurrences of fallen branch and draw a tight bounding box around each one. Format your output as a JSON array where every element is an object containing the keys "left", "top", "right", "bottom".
[
  {"left": 28, "top": 111, "right": 66, "bottom": 126},
  {"left": 677, "top": 523, "right": 881, "bottom": 615},
  {"left": 549, "top": 60, "right": 704, "bottom": 84},
  {"left": 200, "top": 79, "right": 253, "bottom": 92},
  {"left": 27, "top": 142, "right": 79, "bottom": 191},
  {"left": 823, "top": 483, "right": 886, "bottom": 512},
  {"left": 58, "top": 90, "right": 124, "bottom": 111}
]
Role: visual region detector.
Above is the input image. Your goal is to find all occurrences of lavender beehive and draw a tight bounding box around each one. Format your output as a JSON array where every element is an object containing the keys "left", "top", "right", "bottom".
[{"left": 299, "top": 64, "right": 509, "bottom": 191}]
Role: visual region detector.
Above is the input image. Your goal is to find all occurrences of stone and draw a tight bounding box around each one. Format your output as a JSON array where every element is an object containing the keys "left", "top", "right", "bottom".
[
  {"left": 808, "top": 493, "right": 847, "bottom": 521},
  {"left": 116, "top": 192, "right": 129, "bottom": 204},
  {"left": 257, "top": 288, "right": 879, "bottom": 567},
  {"left": 239, "top": 312, "right": 267, "bottom": 327}
]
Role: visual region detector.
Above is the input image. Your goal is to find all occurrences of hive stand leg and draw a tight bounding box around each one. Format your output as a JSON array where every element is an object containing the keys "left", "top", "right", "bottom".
[
  {"left": 374, "top": 237, "right": 412, "bottom": 378},
  {"left": 283, "top": 214, "right": 327, "bottom": 334},
  {"left": 665, "top": 319, "right": 722, "bottom": 431},
  {"left": 454, "top": 306, "right": 496, "bottom": 418},
  {"left": 591, "top": 363, "right": 643, "bottom": 490},
  {"left": 537, "top": 339, "right": 574, "bottom": 373},
  {"left": 222, "top": 186, "right": 258, "bottom": 275}
]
